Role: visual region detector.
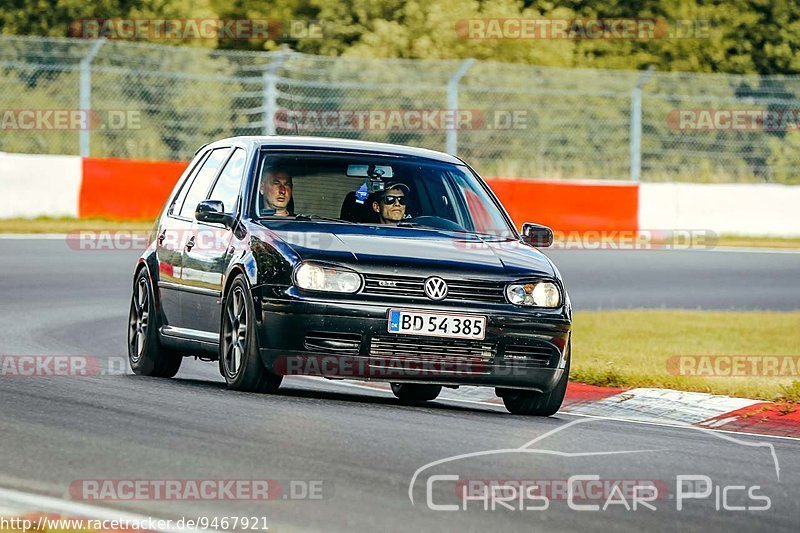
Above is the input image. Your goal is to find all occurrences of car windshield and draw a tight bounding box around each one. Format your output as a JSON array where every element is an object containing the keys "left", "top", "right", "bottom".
[{"left": 253, "top": 150, "right": 516, "bottom": 238}]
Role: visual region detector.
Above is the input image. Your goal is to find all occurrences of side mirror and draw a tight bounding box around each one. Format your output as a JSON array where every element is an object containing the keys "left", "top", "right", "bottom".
[
  {"left": 195, "top": 200, "right": 235, "bottom": 227},
  {"left": 520, "top": 222, "right": 554, "bottom": 247}
]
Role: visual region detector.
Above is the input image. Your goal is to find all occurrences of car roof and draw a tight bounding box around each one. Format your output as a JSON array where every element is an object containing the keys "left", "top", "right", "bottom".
[{"left": 204, "top": 136, "right": 464, "bottom": 164}]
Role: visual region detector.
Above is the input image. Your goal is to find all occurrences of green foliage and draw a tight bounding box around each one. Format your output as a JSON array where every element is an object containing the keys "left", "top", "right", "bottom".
[
  {"left": 3, "top": 1, "right": 800, "bottom": 181},
  {"left": 3, "top": 0, "right": 800, "bottom": 74},
  {"left": 1, "top": 0, "right": 216, "bottom": 47}
]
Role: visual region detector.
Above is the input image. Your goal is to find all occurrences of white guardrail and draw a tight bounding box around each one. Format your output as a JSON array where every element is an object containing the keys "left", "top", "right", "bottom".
[{"left": 639, "top": 182, "right": 800, "bottom": 238}]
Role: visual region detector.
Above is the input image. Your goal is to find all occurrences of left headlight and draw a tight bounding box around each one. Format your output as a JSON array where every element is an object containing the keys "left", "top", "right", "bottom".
[
  {"left": 294, "top": 262, "right": 362, "bottom": 293},
  {"left": 506, "top": 281, "right": 561, "bottom": 308}
]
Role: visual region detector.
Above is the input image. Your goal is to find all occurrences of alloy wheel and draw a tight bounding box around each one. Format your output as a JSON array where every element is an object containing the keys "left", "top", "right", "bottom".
[
  {"left": 223, "top": 286, "right": 248, "bottom": 378},
  {"left": 129, "top": 277, "right": 150, "bottom": 363}
]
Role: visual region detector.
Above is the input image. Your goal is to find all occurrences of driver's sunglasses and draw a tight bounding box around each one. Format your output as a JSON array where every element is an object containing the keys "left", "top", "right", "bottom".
[{"left": 381, "top": 195, "right": 407, "bottom": 206}]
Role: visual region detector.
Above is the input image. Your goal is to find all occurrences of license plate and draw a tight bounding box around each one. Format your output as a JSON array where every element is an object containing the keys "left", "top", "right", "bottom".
[{"left": 387, "top": 309, "right": 487, "bottom": 340}]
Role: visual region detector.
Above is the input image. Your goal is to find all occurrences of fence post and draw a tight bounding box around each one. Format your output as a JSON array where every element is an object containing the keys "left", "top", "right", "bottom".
[
  {"left": 262, "top": 48, "right": 290, "bottom": 135},
  {"left": 446, "top": 58, "right": 475, "bottom": 156},
  {"left": 79, "top": 39, "right": 106, "bottom": 157},
  {"left": 630, "top": 66, "right": 655, "bottom": 182}
]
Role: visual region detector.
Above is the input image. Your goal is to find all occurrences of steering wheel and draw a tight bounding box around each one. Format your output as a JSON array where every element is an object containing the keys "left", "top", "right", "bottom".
[{"left": 407, "top": 216, "right": 467, "bottom": 232}]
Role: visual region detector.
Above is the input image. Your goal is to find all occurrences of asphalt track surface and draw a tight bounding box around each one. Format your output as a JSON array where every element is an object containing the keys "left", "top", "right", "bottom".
[{"left": 1, "top": 238, "right": 799, "bottom": 532}]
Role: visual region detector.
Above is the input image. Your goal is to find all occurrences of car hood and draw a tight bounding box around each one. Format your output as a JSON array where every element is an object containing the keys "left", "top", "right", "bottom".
[{"left": 257, "top": 221, "right": 556, "bottom": 279}]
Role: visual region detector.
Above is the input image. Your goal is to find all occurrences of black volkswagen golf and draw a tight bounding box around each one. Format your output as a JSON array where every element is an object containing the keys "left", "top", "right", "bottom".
[{"left": 128, "top": 136, "right": 572, "bottom": 415}]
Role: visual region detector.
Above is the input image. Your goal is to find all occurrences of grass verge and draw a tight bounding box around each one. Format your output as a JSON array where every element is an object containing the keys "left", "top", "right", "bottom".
[
  {"left": 716, "top": 235, "right": 800, "bottom": 249},
  {"left": 572, "top": 310, "right": 800, "bottom": 402},
  {"left": 0, "top": 217, "right": 155, "bottom": 233}
]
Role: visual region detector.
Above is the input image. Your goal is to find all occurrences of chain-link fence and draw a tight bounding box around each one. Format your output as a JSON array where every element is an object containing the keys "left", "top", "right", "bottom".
[{"left": 2, "top": 34, "right": 800, "bottom": 183}]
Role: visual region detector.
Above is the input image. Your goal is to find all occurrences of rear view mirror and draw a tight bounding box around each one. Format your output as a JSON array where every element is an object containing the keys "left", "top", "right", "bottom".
[
  {"left": 520, "top": 222, "right": 554, "bottom": 247},
  {"left": 195, "top": 200, "right": 235, "bottom": 227},
  {"left": 346, "top": 164, "right": 394, "bottom": 179}
]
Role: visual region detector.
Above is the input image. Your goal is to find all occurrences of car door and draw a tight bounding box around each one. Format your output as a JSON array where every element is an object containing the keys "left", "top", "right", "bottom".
[
  {"left": 159, "top": 146, "right": 230, "bottom": 333},
  {"left": 180, "top": 147, "right": 247, "bottom": 335},
  {"left": 155, "top": 150, "right": 212, "bottom": 328}
]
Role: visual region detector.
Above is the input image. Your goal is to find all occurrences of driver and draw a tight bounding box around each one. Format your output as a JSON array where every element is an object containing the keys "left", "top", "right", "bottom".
[
  {"left": 371, "top": 183, "right": 410, "bottom": 224},
  {"left": 260, "top": 167, "right": 293, "bottom": 216}
]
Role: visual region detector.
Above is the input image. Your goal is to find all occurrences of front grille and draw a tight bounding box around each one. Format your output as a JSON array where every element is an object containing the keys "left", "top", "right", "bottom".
[
  {"left": 369, "top": 335, "right": 496, "bottom": 374},
  {"left": 503, "top": 344, "right": 556, "bottom": 367},
  {"left": 362, "top": 274, "right": 506, "bottom": 304},
  {"left": 304, "top": 331, "right": 362, "bottom": 354}
]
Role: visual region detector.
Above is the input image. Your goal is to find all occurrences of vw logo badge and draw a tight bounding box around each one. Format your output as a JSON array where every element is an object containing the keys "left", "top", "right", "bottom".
[{"left": 424, "top": 277, "right": 448, "bottom": 301}]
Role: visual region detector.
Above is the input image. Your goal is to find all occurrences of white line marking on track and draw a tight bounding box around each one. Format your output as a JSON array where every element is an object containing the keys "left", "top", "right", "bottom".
[{"left": 298, "top": 376, "right": 800, "bottom": 443}]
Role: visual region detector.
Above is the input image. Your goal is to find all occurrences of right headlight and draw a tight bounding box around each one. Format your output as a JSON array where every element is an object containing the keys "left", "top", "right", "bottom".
[
  {"left": 506, "top": 281, "right": 561, "bottom": 308},
  {"left": 294, "top": 262, "right": 362, "bottom": 293}
]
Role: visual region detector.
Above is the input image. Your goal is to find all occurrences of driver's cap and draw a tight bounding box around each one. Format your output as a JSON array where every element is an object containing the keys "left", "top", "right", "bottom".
[{"left": 382, "top": 182, "right": 410, "bottom": 194}]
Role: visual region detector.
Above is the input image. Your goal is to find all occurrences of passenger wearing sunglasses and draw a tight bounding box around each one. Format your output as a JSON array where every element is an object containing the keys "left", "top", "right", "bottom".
[{"left": 371, "top": 183, "right": 410, "bottom": 224}]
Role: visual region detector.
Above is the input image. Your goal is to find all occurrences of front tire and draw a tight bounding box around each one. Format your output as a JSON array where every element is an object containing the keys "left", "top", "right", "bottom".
[
  {"left": 391, "top": 383, "right": 442, "bottom": 403},
  {"left": 128, "top": 269, "right": 182, "bottom": 378},
  {"left": 500, "top": 357, "right": 570, "bottom": 416},
  {"left": 219, "top": 275, "right": 282, "bottom": 393}
]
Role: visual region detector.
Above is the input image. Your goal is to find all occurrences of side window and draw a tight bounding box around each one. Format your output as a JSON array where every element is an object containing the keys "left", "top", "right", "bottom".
[
  {"left": 177, "top": 148, "right": 230, "bottom": 218},
  {"left": 169, "top": 150, "right": 210, "bottom": 216},
  {"left": 208, "top": 148, "right": 247, "bottom": 214},
  {"left": 450, "top": 173, "right": 509, "bottom": 235}
]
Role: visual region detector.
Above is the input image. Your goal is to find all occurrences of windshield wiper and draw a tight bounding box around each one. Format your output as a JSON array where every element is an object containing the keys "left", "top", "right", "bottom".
[{"left": 395, "top": 221, "right": 514, "bottom": 240}]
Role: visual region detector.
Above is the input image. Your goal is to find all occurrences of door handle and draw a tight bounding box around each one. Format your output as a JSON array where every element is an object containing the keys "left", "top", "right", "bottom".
[
  {"left": 157, "top": 229, "right": 167, "bottom": 244},
  {"left": 185, "top": 236, "right": 196, "bottom": 251}
]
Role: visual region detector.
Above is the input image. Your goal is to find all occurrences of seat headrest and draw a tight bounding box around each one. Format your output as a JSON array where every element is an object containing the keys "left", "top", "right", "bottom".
[{"left": 340, "top": 191, "right": 379, "bottom": 223}]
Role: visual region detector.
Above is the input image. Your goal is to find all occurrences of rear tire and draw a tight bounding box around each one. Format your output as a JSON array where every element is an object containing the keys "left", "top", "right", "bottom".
[
  {"left": 219, "top": 275, "right": 282, "bottom": 393},
  {"left": 500, "top": 357, "right": 570, "bottom": 416},
  {"left": 391, "top": 383, "right": 442, "bottom": 403},
  {"left": 128, "top": 269, "right": 182, "bottom": 378}
]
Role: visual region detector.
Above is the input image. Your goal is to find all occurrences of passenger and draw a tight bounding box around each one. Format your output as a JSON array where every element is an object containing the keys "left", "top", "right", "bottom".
[
  {"left": 260, "top": 168, "right": 293, "bottom": 216},
  {"left": 371, "top": 183, "right": 410, "bottom": 224}
]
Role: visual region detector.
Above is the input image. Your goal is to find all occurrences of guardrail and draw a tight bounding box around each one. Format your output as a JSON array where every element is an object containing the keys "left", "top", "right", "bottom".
[{"left": 2, "top": 153, "right": 797, "bottom": 236}]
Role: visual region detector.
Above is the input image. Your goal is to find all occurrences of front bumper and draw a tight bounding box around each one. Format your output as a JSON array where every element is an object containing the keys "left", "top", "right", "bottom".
[{"left": 253, "top": 289, "right": 571, "bottom": 392}]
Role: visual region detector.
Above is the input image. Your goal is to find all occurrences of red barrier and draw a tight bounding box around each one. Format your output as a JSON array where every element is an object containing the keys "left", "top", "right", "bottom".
[
  {"left": 486, "top": 178, "right": 639, "bottom": 232},
  {"left": 80, "top": 158, "right": 188, "bottom": 220}
]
